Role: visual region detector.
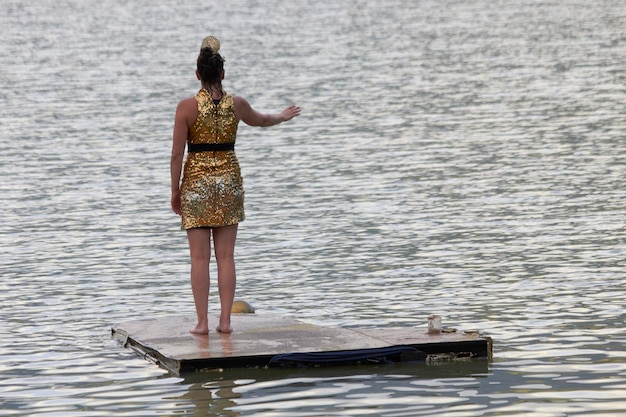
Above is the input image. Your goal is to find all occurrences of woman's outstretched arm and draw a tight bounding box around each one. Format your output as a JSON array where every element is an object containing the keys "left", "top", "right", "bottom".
[{"left": 233, "top": 96, "right": 300, "bottom": 127}]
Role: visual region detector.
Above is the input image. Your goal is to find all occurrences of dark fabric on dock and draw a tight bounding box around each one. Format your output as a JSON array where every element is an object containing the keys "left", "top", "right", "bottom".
[{"left": 268, "top": 345, "right": 426, "bottom": 368}]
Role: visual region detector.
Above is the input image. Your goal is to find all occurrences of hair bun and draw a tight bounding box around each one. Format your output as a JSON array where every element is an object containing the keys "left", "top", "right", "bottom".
[{"left": 200, "top": 36, "right": 220, "bottom": 53}]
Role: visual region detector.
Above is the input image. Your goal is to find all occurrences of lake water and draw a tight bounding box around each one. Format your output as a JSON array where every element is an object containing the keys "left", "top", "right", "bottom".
[{"left": 1, "top": 0, "right": 625, "bottom": 415}]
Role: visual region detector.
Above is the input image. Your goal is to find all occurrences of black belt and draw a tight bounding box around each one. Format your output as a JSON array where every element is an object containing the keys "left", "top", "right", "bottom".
[{"left": 188, "top": 142, "right": 235, "bottom": 153}]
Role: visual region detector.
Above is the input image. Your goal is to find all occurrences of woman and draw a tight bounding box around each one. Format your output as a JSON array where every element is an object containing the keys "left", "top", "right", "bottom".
[{"left": 170, "top": 36, "right": 300, "bottom": 334}]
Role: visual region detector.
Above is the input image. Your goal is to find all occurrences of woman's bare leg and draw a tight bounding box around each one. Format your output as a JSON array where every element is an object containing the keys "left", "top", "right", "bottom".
[
  {"left": 187, "top": 228, "right": 212, "bottom": 334},
  {"left": 212, "top": 224, "right": 238, "bottom": 333}
]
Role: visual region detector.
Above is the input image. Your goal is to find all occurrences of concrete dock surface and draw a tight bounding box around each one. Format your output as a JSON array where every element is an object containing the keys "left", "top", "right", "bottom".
[{"left": 112, "top": 314, "right": 492, "bottom": 375}]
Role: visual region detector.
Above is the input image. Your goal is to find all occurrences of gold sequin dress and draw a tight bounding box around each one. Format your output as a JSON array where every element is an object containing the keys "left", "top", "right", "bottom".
[{"left": 180, "top": 89, "right": 245, "bottom": 229}]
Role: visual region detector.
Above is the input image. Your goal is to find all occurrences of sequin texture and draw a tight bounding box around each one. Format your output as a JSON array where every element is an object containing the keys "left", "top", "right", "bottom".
[{"left": 180, "top": 89, "right": 244, "bottom": 229}]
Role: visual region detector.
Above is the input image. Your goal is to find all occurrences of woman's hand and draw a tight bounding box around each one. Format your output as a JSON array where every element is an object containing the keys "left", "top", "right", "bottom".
[{"left": 280, "top": 105, "right": 301, "bottom": 122}]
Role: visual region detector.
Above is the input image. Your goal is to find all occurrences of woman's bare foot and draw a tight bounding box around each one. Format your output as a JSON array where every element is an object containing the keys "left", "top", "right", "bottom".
[
  {"left": 216, "top": 323, "right": 232, "bottom": 333},
  {"left": 190, "top": 324, "right": 209, "bottom": 335}
]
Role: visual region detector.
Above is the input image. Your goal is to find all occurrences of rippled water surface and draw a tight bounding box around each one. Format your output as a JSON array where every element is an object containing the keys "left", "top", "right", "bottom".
[{"left": 1, "top": 0, "right": 625, "bottom": 415}]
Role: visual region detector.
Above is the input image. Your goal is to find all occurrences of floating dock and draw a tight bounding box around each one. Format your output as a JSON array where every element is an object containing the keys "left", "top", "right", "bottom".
[{"left": 111, "top": 314, "right": 492, "bottom": 375}]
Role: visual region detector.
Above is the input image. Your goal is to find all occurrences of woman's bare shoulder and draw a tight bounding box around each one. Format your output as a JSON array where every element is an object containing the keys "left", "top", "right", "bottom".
[
  {"left": 177, "top": 96, "right": 197, "bottom": 108},
  {"left": 176, "top": 96, "right": 198, "bottom": 117},
  {"left": 232, "top": 95, "right": 250, "bottom": 105}
]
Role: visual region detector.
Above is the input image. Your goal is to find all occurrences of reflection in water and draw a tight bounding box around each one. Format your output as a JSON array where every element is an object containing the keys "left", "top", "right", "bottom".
[
  {"left": 176, "top": 361, "right": 490, "bottom": 416},
  {"left": 175, "top": 379, "right": 242, "bottom": 417},
  {"left": 191, "top": 333, "right": 234, "bottom": 358}
]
